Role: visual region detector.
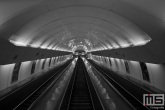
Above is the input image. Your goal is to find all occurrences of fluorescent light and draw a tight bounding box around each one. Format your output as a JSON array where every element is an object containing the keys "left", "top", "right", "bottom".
[
  {"left": 40, "top": 45, "right": 47, "bottom": 49},
  {"left": 133, "top": 39, "right": 151, "bottom": 46},
  {"left": 29, "top": 44, "right": 40, "bottom": 48},
  {"left": 9, "top": 39, "right": 28, "bottom": 47},
  {"left": 47, "top": 47, "right": 53, "bottom": 50}
]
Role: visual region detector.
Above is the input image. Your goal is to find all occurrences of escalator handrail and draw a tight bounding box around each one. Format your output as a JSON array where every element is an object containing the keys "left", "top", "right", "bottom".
[
  {"left": 91, "top": 65, "right": 136, "bottom": 110},
  {"left": 84, "top": 64, "right": 104, "bottom": 110},
  {"left": 57, "top": 59, "right": 79, "bottom": 110},
  {"left": 13, "top": 60, "right": 72, "bottom": 110},
  {"left": 66, "top": 59, "right": 81, "bottom": 110},
  {"left": 89, "top": 61, "right": 150, "bottom": 110},
  {"left": 28, "top": 60, "right": 73, "bottom": 110},
  {"left": 91, "top": 60, "right": 154, "bottom": 94},
  {"left": 0, "top": 60, "right": 71, "bottom": 101}
]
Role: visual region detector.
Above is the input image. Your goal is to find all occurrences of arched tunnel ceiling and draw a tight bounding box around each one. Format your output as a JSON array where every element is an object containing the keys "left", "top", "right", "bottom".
[
  {"left": 0, "top": 0, "right": 165, "bottom": 63},
  {"left": 10, "top": 6, "right": 151, "bottom": 52}
]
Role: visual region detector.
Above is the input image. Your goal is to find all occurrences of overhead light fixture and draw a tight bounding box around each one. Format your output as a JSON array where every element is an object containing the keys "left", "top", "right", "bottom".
[
  {"left": 29, "top": 44, "right": 40, "bottom": 48},
  {"left": 40, "top": 45, "right": 47, "bottom": 49},
  {"left": 9, "top": 39, "right": 28, "bottom": 47},
  {"left": 47, "top": 47, "right": 53, "bottom": 50},
  {"left": 133, "top": 39, "right": 151, "bottom": 46}
]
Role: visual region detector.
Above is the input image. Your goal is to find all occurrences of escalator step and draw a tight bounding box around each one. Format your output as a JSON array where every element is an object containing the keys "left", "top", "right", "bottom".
[{"left": 66, "top": 58, "right": 94, "bottom": 110}]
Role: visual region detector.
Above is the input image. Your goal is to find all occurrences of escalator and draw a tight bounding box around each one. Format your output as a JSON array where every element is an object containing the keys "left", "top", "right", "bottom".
[
  {"left": 0, "top": 60, "right": 72, "bottom": 110},
  {"left": 69, "top": 57, "right": 94, "bottom": 110},
  {"left": 89, "top": 60, "right": 151, "bottom": 110},
  {"left": 59, "top": 57, "right": 103, "bottom": 110}
]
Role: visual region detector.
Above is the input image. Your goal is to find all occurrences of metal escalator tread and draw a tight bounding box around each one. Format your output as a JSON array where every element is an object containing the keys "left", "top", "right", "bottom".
[{"left": 68, "top": 58, "right": 94, "bottom": 110}]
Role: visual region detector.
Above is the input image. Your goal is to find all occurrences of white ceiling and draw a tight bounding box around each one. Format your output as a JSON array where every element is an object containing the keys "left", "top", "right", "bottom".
[{"left": 0, "top": 0, "right": 165, "bottom": 63}]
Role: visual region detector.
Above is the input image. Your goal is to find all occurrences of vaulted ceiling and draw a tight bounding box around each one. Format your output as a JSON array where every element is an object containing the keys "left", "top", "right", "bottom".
[{"left": 0, "top": 0, "right": 165, "bottom": 64}]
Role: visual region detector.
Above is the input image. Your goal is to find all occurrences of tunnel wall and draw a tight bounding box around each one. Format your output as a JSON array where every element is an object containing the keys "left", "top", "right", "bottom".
[
  {"left": 89, "top": 54, "right": 165, "bottom": 93},
  {"left": 0, "top": 38, "right": 71, "bottom": 65},
  {"left": 0, "top": 55, "right": 72, "bottom": 97}
]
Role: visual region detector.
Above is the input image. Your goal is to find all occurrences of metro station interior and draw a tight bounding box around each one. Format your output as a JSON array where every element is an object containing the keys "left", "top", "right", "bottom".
[{"left": 0, "top": 0, "right": 165, "bottom": 110}]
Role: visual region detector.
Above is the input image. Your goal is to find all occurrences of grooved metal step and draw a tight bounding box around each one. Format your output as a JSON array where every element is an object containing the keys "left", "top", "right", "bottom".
[{"left": 68, "top": 58, "right": 94, "bottom": 110}]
